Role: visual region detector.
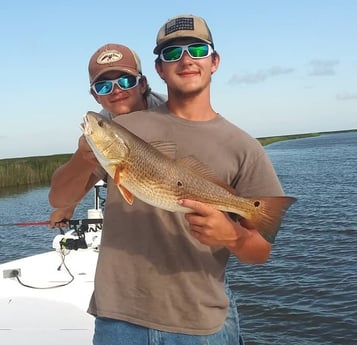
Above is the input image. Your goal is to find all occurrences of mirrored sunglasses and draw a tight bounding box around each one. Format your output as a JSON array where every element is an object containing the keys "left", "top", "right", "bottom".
[
  {"left": 160, "top": 43, "right": 213, "bottom": 62},
  {"left": 92, "top": 74, "right": 141, "bottom": 95}
]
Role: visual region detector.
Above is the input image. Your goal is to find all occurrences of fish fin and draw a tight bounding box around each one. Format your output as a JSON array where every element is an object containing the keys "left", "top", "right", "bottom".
[
  {"left": 241, "top": 196, "right": 297, "bottom": 244},
  {"left": 150, "top": 141, "right": 177, "bottom": 159},
  {"left": 177, "top": 156, "right": 218, "bottom": 179},
  {"left": 112, "top": 164, "right": 134, "bottom": 205},
  {"left": 117, "top": 185, "right": 134, "bottom": 205},
  {"left": 177, "top": 156, "right": 236, "bottom": 194},
  {"left": 114, "top": 165, "right": 121, "bottom": 185}
]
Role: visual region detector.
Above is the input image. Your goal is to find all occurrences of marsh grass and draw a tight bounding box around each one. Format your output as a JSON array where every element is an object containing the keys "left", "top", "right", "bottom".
[
  {"left": 257, "top": 133, "right": 320, "bottom": 146},
  {"left": 0, "top": 154, "right": 71, "bottom": 188}
]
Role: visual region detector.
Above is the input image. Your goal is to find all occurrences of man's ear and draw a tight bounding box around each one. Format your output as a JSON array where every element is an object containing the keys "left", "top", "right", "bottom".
[
  {"left": 155, "top": 61, "right": 165, "bottom": 80},
  {"left": 211, "top": 52, "right": 220, "bottom": 74},
  {"left": 90, "top": 89, "right": 101, "bottom": 104},
  {"left": 139, "top": 75, "right": 148, "bottom": 94}
]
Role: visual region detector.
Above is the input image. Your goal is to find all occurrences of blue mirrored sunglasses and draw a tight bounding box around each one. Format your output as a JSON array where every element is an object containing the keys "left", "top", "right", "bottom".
[
  {"left": 160, "top": 43, "right": 213, "bottom": 62},
  {"left": 92, "top": 74, "right": 141, "bottom": 95}
]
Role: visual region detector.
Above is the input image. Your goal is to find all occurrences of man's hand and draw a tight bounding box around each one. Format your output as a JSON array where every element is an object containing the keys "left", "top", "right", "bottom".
[
  {"left": 179, "top": 199, "right": 271, "bottom": 263},
  {"left": 77, "top": 135, "right": 99, "bottom": 166},
  {"left": 179, "top": 199, "right": 240, "bottom": 247},
  {"left": 49, "top": 206, "right": 75, "bottom": 229}
]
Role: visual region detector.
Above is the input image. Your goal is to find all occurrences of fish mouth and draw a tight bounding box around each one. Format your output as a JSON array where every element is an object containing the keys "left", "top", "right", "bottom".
[{"left": 81, "top": 114, "right": 92, "bottom": 135}]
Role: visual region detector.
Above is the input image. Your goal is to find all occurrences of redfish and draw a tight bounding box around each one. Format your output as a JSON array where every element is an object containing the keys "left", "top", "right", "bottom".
[{"left": 82, "top": 111, "right": 296, "bottom": 243}]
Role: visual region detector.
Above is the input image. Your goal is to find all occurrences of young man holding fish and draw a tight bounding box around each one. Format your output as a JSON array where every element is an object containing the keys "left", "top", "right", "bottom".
[
  {"left": 50, "top": 39, "right": 246, "bottom": 344},
  {"left": 50, "top": 15, "right": 294, "bottom": 345}
]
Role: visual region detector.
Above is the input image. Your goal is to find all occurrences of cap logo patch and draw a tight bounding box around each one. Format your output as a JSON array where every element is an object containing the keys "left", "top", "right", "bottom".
[
  {"left": 96, "top": 50, "right": 123, "bottom": 65},
  {"left": 165, "top": 17, "right": 194, "bottom": 36}
]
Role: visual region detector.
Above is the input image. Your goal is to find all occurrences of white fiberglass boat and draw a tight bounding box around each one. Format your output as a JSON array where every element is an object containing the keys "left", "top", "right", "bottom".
[{"left": 0, "top": 181, "right": 105, "bottom": 345}]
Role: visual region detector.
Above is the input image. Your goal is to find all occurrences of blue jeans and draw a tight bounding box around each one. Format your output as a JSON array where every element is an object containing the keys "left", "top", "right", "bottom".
[
  {"left": 93, "top": 286, "right": 244, "bottom": 345},
  {"left": 93, "top": 318, "right": 228, "bottom": 345},
  {"left": 225, "top": 284, "right": 245, "bottom": 345}
]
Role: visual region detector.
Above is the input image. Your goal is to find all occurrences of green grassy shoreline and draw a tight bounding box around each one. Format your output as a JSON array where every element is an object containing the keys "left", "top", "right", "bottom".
[
  {"left": 0, "top": 154, "right": 72, "bottom": 189},
  {"left": 1, "top": 129, "right": 356, "bottom": 189}
]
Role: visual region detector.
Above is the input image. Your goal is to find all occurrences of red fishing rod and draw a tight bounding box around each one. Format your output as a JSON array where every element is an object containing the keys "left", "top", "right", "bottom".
[
  {"left": 0, "top": 221, "right": 50, "bottom": 227},
  {"left": 0, "top": 219, "right": 103, "bottom": 227}
]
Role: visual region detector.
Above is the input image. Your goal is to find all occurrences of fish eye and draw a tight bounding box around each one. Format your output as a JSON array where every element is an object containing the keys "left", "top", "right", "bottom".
[
  {"left": 98, "top": 120, "right": 104, "bottom": 127},
  {"left": 254, "top": 201, "right": 260, "bottom": 207}
]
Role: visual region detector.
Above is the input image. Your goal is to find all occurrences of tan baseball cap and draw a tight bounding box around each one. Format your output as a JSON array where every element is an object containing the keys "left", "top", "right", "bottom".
[
  {"left": 88, "top": 43, "right": 142, "bottom": 84},
  {"left": 153, "top": 15, "right": 214, "bottom": 54}
]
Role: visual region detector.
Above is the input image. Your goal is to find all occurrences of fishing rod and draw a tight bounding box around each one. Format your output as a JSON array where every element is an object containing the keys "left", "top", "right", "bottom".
[{"left": 0, "top": 218, "right": 103, "bottom": 227}]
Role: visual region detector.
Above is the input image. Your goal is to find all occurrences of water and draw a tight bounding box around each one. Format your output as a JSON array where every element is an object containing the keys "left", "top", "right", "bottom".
[
  {"left": 227, "top": 131, "right": 357, "bottom": 344},
  {"left": 0, "top": 186, "right": 95, "bottom": 263},
  {"left": 1, "top": 132, "right": 356, "bottom": 344}
]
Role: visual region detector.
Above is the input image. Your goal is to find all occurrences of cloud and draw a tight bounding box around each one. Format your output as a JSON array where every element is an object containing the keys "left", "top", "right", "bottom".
[
  {"left": 228, "top": 66, "right": 295, "bottom": 85},
  {"left": 336, "top": 92, "right": 357, "bottom": 100},
  {"left": 308, "top": 59, "right": 339, "bottom": 76}
]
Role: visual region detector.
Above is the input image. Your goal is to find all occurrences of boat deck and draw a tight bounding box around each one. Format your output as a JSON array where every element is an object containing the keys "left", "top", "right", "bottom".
[{"left": 0, "top": 247, "right": 98, "bottom": 344}]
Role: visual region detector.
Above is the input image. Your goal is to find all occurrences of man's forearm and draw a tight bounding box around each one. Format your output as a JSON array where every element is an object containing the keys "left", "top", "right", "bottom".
[
  {"left": 48, "top": 150, "right": 99, "bottom": 208},
  {"left": 226, "top": 222, "right": 272, "bottom": 264}
]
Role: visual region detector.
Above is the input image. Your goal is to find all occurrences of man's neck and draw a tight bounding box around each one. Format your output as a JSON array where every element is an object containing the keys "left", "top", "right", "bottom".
[{"left": 166, "top": 93, "right": 217, "bottom": 121}]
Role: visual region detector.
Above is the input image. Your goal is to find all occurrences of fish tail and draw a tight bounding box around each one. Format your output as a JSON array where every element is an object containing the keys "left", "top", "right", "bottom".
[{"left": 243, "top": 196, "right": 296, "bottom": 244}]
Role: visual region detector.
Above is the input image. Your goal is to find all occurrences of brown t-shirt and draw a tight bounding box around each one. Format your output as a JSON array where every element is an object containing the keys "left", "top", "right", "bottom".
[{"left": 88, "top": 104, "right": 284, "bottom": 335}]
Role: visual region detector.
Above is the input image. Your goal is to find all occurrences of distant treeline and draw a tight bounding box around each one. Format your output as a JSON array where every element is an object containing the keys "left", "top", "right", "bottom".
[
  {"left": 0, "top": 129, "right": 356, "bottom": 189},
  {"left": 258, "top": 128, "right": 357, "bottom": 146},
  {"left": 257, "top": 132, "right": 320, "bottom": 146}
]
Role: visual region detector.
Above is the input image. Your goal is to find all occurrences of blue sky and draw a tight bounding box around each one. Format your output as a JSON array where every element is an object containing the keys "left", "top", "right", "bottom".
[{"left": 1, "top": 0, "right": 356, "bottom": 159}]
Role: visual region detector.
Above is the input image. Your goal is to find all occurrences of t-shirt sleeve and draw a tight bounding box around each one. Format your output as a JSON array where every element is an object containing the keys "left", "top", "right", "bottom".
[{"left": 235, "top": 148, "right": 284, "bottom": 197}]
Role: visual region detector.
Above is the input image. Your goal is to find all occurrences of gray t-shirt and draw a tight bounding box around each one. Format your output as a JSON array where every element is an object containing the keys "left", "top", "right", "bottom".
[{"left": 88, "top": 104, "right": 284, "bottom": 335}]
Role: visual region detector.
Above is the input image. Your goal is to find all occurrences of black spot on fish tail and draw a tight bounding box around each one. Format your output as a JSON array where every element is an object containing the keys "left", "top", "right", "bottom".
[{"left": 247, "top": 196, "right": 297, "bottom": 244}]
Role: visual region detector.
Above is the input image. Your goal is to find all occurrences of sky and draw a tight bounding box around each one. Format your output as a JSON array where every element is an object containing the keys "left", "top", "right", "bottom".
[{"left": 1, "top": 0, "right": 356, "bottom": 159}]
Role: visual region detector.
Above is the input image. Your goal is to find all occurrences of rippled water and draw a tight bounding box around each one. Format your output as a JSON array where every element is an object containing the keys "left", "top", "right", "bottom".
[
  {"left": 227, "top": 132, "right": 357, "bottom": 344},
  {"left": 1, "top": 132, "right": 356, "bottom": 344},
  {"left": 0, "top": 186, "right": 94, "bottom": 263}
]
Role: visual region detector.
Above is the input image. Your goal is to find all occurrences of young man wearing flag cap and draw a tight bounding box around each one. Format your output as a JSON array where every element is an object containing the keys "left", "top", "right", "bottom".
[
  {"left": 50, "top": 15, "right": 287, "bottom": 345},
  {"left": 88, "top": 14, "right": 284, "bottom": 344}
]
